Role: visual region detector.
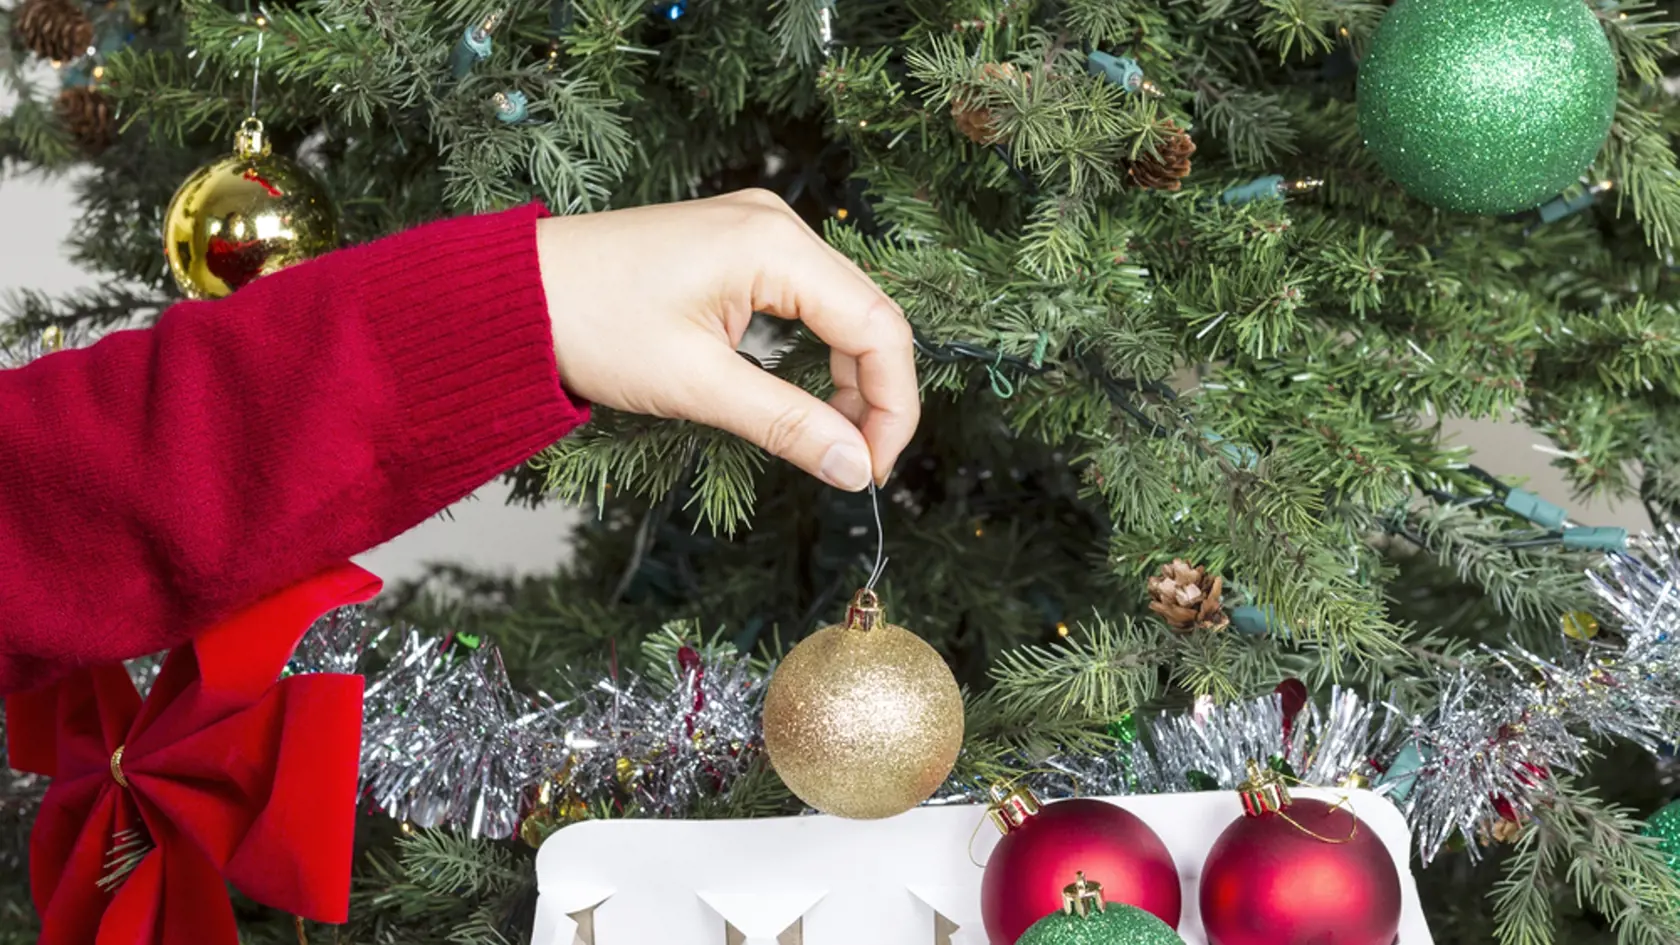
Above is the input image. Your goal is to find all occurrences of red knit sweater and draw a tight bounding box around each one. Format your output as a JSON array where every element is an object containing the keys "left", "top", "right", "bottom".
[{"left": 0, "top": 205, "right": 589, "bottom": 696}]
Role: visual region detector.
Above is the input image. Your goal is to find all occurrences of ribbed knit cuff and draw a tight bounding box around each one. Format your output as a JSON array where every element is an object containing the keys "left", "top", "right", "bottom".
[{"left": 349, "top": 203, "right": 590, "bottom": 509}]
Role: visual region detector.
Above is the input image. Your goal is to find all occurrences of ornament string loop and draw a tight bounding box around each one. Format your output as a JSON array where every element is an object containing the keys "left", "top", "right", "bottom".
[
  {"left": 1276, "top": 807, "right": 1359, "bottom": 844},
  {"left": 966, "top": 772, "right": 1080, "bottom": 866},
  {"left": 109, "top": 744, "right": 128, "bottom": 788},
  {"left": 966, "top": 811, "right": 990, "bottom": 867},
  {"left": 1247, "top": 760, "right": 1360, "bottom": 844}
]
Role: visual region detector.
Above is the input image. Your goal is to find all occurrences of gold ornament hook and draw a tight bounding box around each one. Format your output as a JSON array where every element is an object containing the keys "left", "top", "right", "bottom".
[
  {"left": 1062, "top": 872, "right": 1106, "bottom": 917},
  {"left": 234, "top": 117, "right": 272, "bottom": 160},
  {"left": 985, "top": 780, "right": 1043, "bottom": 834},
  {"left": 845, "top": 588, "right": 883, "bottom": 632},
  {"left": 1238, "top": 758, "right": 1291, "bottom": 817}
]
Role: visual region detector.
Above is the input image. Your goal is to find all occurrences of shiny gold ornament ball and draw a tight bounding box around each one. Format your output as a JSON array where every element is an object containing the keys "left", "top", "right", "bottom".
[
  {"left": 763, "top": 589, "right": 964, "bottom": 819},
  {"left": 163, "top": 118, "right": 337, "bottom": 300}
]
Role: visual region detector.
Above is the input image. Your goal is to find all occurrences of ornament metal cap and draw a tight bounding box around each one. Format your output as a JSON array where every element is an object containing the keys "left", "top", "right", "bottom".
[
  {"left": 233, "top": 117, "right": 272, "bottom": 160},
  {"left": 845, "top": 588, "right": 883, "bottom": 632},
  {"left": 1238, "top": 758, "right": 1291, "bottom": 817},
  {"left": 1061, "top": 872, "right": 1106, "bottom": 917},
  {"left": 985, "top": 781, "right": 1043, "bottom": 834}
]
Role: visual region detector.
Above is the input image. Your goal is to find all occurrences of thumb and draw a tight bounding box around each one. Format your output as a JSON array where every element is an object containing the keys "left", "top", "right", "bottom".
[{"left": 685, "top": 349, "right": 874, "bottom": 492}]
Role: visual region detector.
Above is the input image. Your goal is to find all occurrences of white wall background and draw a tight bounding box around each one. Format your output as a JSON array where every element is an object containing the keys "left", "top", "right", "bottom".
[{"left": 0, "top": 150, "right": 1648, "bottom": 586}]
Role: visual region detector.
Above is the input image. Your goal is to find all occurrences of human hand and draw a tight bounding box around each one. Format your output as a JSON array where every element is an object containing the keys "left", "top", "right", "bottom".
[{"left": 535, "top": 190, "right": 919, "bottom": 491}]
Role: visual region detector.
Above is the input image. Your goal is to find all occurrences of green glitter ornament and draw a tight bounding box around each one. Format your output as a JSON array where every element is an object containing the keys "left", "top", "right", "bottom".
[
  {"left": 1641, "top": 798, "right": 1680, "bottom": 875},
  {"left": 1014, "top": 873, "right": 1186, "bottom": 945},
  {"left": 1357, "top": 0, "right": 1617, "bottom": 214}
]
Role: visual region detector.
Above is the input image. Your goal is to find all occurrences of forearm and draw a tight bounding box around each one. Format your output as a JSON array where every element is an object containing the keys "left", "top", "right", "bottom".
[{"left": 0, "top": 204, "right": 587, "bottom": 695}]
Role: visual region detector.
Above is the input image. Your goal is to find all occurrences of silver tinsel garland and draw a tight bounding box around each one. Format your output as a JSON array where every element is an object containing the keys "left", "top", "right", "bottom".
[
  {"left": 1023, "top": 687, "right": 1395, "bottom": 808},
  {"left": 358, "top": 629, "right": 564, "bottom": 839},
  {"left": 1390, "top": 528, "right": 1680, "bottom": 860},
  {"left": 553, "top": 640, "right": 767, "bottom": 819},
  {"left": 1034, "top": 527, "right": 1680, "bottom": 863},
  {"left": 286, "top": 612, "right": 769, "bottom": 838},
  {"left": 5, "top": 521, "right": 1677, "bottom": 858}
]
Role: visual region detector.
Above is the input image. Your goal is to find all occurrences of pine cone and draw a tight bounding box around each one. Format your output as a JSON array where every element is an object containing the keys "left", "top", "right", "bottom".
[
  {"left": 1129, "top": 123, "right": 1196, "bottom": 191},
  {"left": 12, "top": 0, "right": 94, "bottom": 62},
  {"left": 55, "top": 86, "right": 113, "bottom": 155},
  {"left": 1147, "top": 558, "right": 1228, "bottom": 632},
  {"left": 951, "top": 63, "right": 1024, "bottom": 145}
]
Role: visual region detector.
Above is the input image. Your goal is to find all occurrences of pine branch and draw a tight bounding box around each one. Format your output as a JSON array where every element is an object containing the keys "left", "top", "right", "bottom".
[
  {"left": 684, "top": 430, "right": 764, "bottom": 536},
  {"left": 768, "top": 0, "right": 827, "bottom": 67},
  {"left": 537, "top": 415, "right": 701, "bottom": 509},
  {"left": 1253, "top": 0, "right": 1382, "bottom": 61},
  {"left": 1601, "top": 92, "right": 1680, "bottom": 254},
  {"left": 1060, "top": 0, "right": 1169, "bottom": 48},
  {"left": 397, "top": 829, "right": 526, "bottom": 900},
  {"left": 1, "top": 284, "right": 170, "bottom": 336},
  {"left": 988, "top": 614, "right": 1169, "bottom": 720},
  {"left": 1188, "top": 73, "right": 1298, "bottom": 168},
  {"left": 1500, "top": 780, "right": 1680, "bottom": 945},
  {"left": 0, "top": 85, "right": 75, "bottom": 170},
  {"left": 697, "top": 756, "right": 794, "bottom": 819},
  {"left": 1397, "top": 505, "right": 1599, "bottom": 629},
  {"left": 1594, "top": 1, "right": 1679, "bottom": 85},
  {"left": 445, "top": 911, "right": 516, "bottom": 945},
  {"left": 958, "top": 687, "right": 1117, "bottom": 784}
]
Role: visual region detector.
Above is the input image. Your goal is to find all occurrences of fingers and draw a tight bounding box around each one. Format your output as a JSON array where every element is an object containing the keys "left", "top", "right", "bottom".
[
  {"left": 829, "top": 384, "right": 869, "bottom": 427},
  {"left": 688, "top": 347, "right": 877, "bottom": 492},
  {"left": 830, "top": 348, "right": 913, "bottom": 485},
  {"left": 741, "top": 202, "right": 920, "bottom": 483}
]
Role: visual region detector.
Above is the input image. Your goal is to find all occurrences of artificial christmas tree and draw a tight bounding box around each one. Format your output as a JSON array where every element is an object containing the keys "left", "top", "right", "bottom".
[{"left": 7, "top": 0, "right": 1680, "bottom": 943}]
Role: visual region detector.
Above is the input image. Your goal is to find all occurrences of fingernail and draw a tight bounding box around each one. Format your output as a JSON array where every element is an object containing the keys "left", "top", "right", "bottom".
[{"left": 820, "top": 443, "right": 872, "bottom": 492}]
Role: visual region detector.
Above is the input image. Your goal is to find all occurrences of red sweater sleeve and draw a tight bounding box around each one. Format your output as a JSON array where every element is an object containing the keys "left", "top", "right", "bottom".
[{"left": 0, "top": 204, "right": 588, "bottom": 695}]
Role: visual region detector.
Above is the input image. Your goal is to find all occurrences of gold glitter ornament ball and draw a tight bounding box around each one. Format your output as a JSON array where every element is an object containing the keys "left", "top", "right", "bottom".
[
  {"left": 763, "top": 589, "right": 964, "bottom": 819},
  {"left": 164, "top": 118, "right": 338, "bottom": 299},
  {"left": 1357, "top": 0, "right": 1616, "bottom": 215}
]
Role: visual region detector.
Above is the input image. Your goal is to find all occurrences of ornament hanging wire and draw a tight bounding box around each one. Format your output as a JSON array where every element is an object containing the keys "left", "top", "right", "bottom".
[
  {"left": 865, "top": 480, "right": 888, "bottom": 592},
  {"left": 247, "top": 3, "right": 268, "bottom": 119}
]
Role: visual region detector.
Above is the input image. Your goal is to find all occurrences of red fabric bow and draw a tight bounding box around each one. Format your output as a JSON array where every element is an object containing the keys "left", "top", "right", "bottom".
[{"left": 6, "top": 564, "right": 380, "bottom": 945}]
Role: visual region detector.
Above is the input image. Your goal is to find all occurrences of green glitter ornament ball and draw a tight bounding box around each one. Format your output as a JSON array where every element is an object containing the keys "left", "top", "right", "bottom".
[
  {"left": 1640, "top": 798, "right": 1680, "bottom": 875},
  {"left": 1357, "top": 0, "right": 1617, "bottom": 214},
  {"left": 1014, "top": 902, "right": 1185, "bottom": 945}
]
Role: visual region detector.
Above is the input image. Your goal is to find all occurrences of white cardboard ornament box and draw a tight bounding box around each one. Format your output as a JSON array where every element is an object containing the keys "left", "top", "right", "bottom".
[{"left": 532, "top": 787, "right": 1434, "bottom": 945}]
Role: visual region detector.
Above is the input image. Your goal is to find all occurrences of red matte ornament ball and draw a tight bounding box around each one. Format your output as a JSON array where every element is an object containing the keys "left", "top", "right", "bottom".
[
  {"left": 1199, "top": 798, "right": 1401, "bottom": 945},
  {"left": 981, "top": 798, "right": 1181, "bottom": 944}
]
